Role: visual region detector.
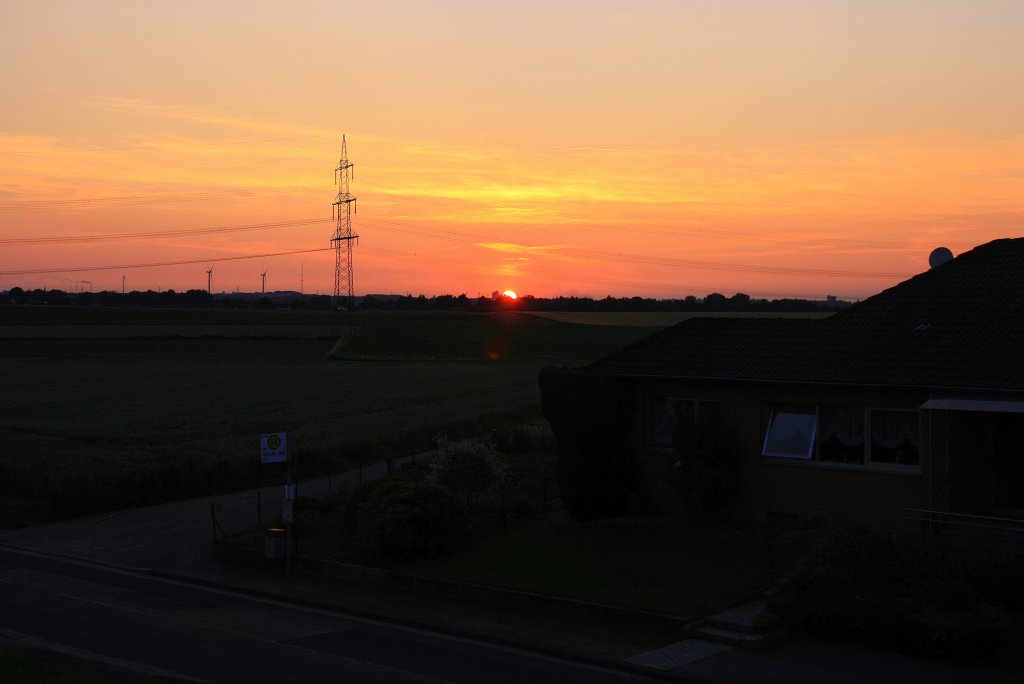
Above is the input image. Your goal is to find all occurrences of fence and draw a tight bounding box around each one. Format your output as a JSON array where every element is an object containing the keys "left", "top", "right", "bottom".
[{"left": 905, "top": 508, "right": 1024, "bottom": 557}]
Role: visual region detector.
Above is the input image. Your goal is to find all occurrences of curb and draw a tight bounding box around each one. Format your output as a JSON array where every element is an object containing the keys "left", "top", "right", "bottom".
[
  {"left": 211, "top": 542, "right": 703, "bottom": 681},
  {"left": 1, "top": 542, "right": 709, "bottom": 684},
  {"left": 214, "top": 542, "right": 693, "bottom": 633}
]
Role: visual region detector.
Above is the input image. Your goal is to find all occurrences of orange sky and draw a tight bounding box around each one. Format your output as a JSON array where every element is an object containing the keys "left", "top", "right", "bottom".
[{"left": 2, "top": 1, "right": 1022, "bottom": 300}]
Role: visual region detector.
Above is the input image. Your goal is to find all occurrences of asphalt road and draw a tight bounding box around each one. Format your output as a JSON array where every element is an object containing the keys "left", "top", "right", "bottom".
[{"left": 0, "top": 546, "right": 666, "bottom": 684}]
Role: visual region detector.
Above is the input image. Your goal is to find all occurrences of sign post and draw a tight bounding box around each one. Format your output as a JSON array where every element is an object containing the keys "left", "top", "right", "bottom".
[{"left": 260, "top": 432, "right": 293, "bottom": 574}]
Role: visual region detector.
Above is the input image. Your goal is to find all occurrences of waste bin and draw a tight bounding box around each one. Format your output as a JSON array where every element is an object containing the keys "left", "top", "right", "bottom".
[{"left": 264, "top": 527, "right": 286, "bottom": 559}]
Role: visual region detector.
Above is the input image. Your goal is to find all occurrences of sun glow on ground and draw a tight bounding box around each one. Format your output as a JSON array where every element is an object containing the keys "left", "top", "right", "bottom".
[{"left": 502, "top": 290, "right": 517, "bottom": 300}]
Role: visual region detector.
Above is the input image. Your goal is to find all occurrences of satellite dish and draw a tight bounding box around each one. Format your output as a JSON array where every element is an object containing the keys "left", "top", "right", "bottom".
[{"left": 928, "top": 247, "right": 953, "bottom": 269}]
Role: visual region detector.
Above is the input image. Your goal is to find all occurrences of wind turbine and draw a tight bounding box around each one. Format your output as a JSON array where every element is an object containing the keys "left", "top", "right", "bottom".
[
  {"left": 261, "top": 269, "right": 268, "bottom": 295},
  {"left": 206, "top": 266, "right": 214, "bottom": 294}
]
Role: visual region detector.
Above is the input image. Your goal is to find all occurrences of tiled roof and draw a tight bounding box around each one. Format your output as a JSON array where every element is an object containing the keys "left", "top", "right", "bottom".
[{"left": 590, "top": 238, "right": 1024, "bottom": 392}]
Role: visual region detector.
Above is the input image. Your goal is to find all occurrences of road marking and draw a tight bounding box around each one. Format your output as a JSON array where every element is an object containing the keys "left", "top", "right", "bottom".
[
  {"left": 60, "top": 593, "right": 152, "bottom": 617},
  {"left": 0, "top": 627, "right": 215, "bottom": 684}
]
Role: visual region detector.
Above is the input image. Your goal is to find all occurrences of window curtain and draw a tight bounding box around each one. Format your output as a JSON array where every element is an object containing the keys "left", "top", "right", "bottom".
[
  {"left": 818, "top": 405, "right": 865, "bottom": 463},
  {"left": 870, "top": 410, "right": 919, "bottom": 465}
]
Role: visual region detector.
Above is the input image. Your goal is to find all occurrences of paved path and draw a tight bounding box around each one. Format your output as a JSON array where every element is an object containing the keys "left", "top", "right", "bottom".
[{"left": 0, "top": 457, "right": 411, "bottom": 572}]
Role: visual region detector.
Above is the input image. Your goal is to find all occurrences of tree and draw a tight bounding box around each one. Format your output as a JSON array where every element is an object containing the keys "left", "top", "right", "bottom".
[
  {"left": 704, "top": 292, "right": 728, "bottom": 309},
  {"left": 730, "top": 292, "right": 751, "bottom": 307},
  {"left": 539, "top": 368, "right": 637, "bottom": 520},
  {"left": 669, "top": 415, "right": 741, "bottom": 520}
]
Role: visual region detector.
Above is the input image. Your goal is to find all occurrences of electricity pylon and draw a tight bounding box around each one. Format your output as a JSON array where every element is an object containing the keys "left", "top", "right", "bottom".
[{"left": 331, "top": 135, "right": 358, "bottom": 311}]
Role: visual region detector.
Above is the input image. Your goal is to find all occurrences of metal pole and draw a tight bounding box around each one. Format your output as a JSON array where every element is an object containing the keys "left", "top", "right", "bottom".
[{"left": 286, "top": 459, "right": 292, "bottom": 575}]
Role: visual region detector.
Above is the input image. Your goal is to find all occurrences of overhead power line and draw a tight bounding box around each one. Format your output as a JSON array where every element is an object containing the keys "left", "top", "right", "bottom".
[
  {"left": 356, "top": 217, "right": 909, "bottom": 279},
  {"left": 0, "top": 248, "right": 332, "bottom": 277},
  {"left": 0, "top": 184, "right": 320, "bottom": 211},
  {"left": 0, "top": 218, "right": 331, "bottom": 246}
]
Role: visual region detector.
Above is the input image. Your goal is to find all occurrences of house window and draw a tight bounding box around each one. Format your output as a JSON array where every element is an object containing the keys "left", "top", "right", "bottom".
[
  {"left": 762, "top": 404, "right": 817, "bottom": 459},
  {"left": 761, "top": 402, "right": 920, "bottom": 471},
  {"left": 818, "top": 405, "right": 865, "bottom": 463},
  {"left": 869, "top": 410, "right": 920, "bottom": 466},
  {"left": 649, "top": 397, "right": 719, "bottom": 449}
]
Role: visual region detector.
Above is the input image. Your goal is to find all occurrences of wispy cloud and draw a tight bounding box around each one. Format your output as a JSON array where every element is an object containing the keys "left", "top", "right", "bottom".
[
  {"left": 88, "top": 97, "right": 330, "bottom": 138},
  {"left": 474, "top": 242, "right": 569, "bottom": 255}
]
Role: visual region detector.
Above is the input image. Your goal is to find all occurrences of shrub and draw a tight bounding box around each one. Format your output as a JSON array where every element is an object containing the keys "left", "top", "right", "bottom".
[
  {"left": 771, "top": 524, "right": 1012, "bottom": 662},
  {"left": 492, "top": 421, "right": 555, "bottom": 454},
  {"left": 669, "top": 418, "right": 741, "bottom": 520},
  {"left": 341, "top": 478, "right": 471, "bottom": 564},
  {"left": 428, "top": 437, "right": 506, "bottom": 508},
  {"left": 966, "top": 554, "right": 1024, "bottom": 613}
]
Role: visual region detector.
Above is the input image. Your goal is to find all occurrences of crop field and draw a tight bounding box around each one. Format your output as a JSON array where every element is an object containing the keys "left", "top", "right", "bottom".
[
  {"left": 524, "top": 310, "right": 834, "bottom": 326},
  {"left": 0, "top": 307, "right": 655, "bottom": 524}
]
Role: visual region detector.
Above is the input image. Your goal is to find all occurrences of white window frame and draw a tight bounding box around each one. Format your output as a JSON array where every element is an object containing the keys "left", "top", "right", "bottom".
[
  {"left": 648, "top": 397, "right": 719, "bottom": 450},
  {"left": 762, "top": 402, "right": 921, "bottom": 473},
  {"left": 648, "top": 396, "right": 676, "bottom": 449},
  {"left": 762, "top": 404, "right": 817, "bottom": 459},
  {"left": 865, "top": 408, "right": 921, "bottom": 470}
]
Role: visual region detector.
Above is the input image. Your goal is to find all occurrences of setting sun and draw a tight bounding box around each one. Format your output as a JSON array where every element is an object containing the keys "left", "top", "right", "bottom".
[{"left": 502, "top": 290, "right": 517, "bottom": 300}]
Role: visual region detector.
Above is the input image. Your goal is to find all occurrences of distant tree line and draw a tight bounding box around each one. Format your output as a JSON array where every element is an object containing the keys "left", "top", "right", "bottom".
[
  {"left": 1, "top": 286, "right": 333, "bottom": 310},
  {"left": 358, "top": 291, "right": 850, "bottom": 312},
  {"left": 2, "top": 286, "right": 850, "bottom": 313}
]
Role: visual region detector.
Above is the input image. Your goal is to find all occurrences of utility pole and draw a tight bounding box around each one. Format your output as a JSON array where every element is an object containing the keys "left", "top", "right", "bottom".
[{"left": 331, "top": 135, "right": 358, "bottom": 313}]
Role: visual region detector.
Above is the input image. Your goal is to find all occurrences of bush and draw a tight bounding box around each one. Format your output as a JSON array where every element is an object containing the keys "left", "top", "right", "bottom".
[
  {"left": 771, "top": 524, "right": 1013, "bottom": 662},
  {"left": 492, "top": 421, "right": 555, "bottom": 454},
  {"left": 341, "top": 478, "right": 471, "bottom": 564},
  {"left": 966, "top": 554, "right": 1024, "bottom": 613},
  {"left": 428, "top": 437, "right": 506, "bottom": 508},
  {"left": 669, "top": 418, "right": 741, "bottom": 520}
]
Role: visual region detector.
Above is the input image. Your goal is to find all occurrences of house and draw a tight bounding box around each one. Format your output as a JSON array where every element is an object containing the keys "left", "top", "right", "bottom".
[{"left": 580, "top": 238, "right": 1024, "bottom": 528}]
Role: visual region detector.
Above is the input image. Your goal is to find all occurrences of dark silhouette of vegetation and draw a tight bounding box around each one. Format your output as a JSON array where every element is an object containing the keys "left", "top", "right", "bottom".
[
  {"left": 3, "top": 285, "right": 850, "bottom": 313},
  {"left": 538, "top": 367, "right": 637, "bottom": 521},
  {"left": 771, "top": 524, "right": 1024, "bottom": 663},
  {"left": 340, "top": 477, "right": 472, "bottom": 564},
  {"left": 428, "top": 437, "right": 506, "bottom": 510},
  {"left": 669, "top": 417, "right": 742, "bottom": 520}
]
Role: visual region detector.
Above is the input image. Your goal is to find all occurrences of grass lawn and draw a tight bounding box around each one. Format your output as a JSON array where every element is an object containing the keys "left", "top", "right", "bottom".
[
  {"left": 0, "top": 308, "right": 654, "bottom": 523},
  {"left": 0, "top": 353, "right": 546, "bottom": 521},
  {"left": 397, "top": 518, "right": 778, "bottom": 619}
]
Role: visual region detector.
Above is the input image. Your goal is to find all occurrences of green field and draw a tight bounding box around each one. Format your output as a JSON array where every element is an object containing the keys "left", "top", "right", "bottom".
[
  {"left": 525, "top": 310, "right": 833, "bottom": 327},
  {"left": 0, "top": 307, "right": 655, "bottom": 524}
]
